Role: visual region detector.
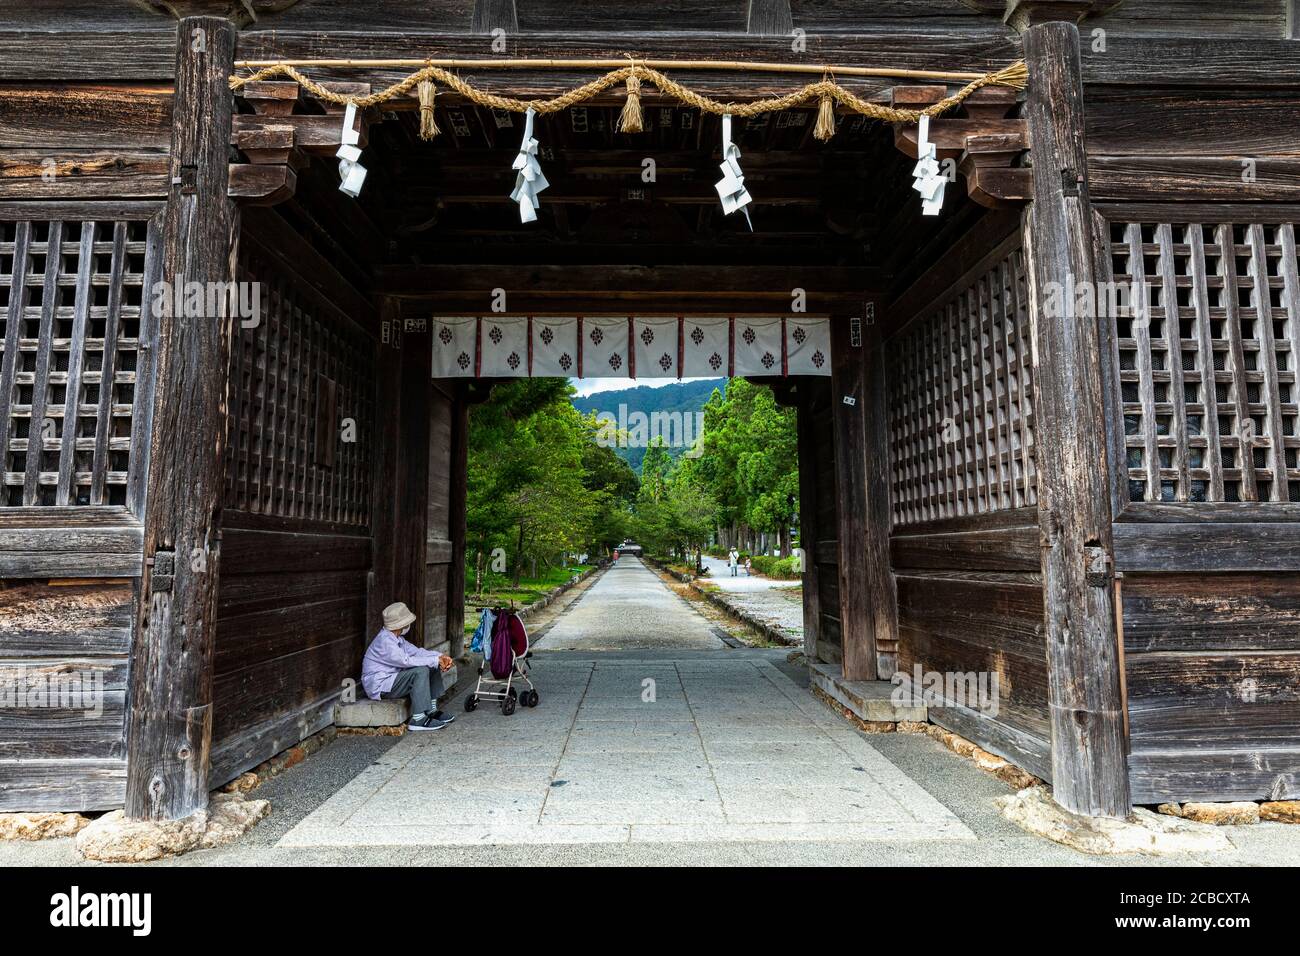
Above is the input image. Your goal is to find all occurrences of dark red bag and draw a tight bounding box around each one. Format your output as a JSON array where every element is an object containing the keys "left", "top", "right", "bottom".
[
  {"left": 489, "top": 612, "right": 515, "bottom": 679},
  {"left": 489, "top": 610, "right": 530, "bottom": 679}
]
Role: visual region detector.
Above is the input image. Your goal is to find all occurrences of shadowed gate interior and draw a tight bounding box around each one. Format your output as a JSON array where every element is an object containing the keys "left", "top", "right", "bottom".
[{"left": 210, "top": 70, "right": 1044, "bottom": 799}]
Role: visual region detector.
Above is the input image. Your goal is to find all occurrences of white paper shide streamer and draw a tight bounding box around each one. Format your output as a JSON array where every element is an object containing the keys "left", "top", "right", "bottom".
[
  {"left": 510, "top": 108, "right": 550, "bottom": 223},
  {"left": 336, "top": 102, "right": 367, "bottom": 198},
  {"left": 911, "top": 115, "right": 947, "bottom": 217},
  {"left": 714, "top": 114, "right": 753, "bottom": 230}
]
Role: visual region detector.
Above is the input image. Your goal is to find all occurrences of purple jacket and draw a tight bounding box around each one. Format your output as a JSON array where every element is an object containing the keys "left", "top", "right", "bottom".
[{"left": 361, "top": 628, "right": 444, "bottom": 699}]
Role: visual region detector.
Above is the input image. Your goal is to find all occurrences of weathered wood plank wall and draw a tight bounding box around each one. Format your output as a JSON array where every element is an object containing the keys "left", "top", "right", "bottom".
[
  {"left": 884, "top": 214, "right": 1053, "bottom": 782},
  {"left": 0, "top": 199, "right": 162, "bottom": 810},
  {"left": 1091, "top": 206, "right": 1300, "bottom": 802},
  {"left": 1075, "top": 0, "right": 1300, "bottom": 803},
  {"left": 800, "top": 378, "right": 841, "bottom": 668},
  {"left": 210, "top": 207, "right": 377, "bottom": 789}
]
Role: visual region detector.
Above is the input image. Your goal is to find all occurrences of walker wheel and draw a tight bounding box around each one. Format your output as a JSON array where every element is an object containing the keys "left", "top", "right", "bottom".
[
  {"left": 502, "top": 696, "right": 517, "bottom": 716},
  {"left": 525, "top": 690, "right": 540, "bottom": 708},
  {"left": 464, "top": 694, "right": 478, "bottom": 712},
  {"left": 507, "top": 687, "right": 518, "bottom": 699}
]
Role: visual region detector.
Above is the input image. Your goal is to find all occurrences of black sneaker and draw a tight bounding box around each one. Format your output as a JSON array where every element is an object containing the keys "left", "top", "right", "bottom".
[
  {"left": 407, "top": 712, "right": 449, "bottom": 732},
  {"left": 429, "top": 710, "right": 456, "bottom": 725}
]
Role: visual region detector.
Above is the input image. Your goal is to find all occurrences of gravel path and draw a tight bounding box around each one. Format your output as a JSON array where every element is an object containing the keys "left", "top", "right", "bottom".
[
  {"left": 535, "top": 556, "right": 724, "bottom": 651},
  {"left": 698, "top": 556, "right": 804, "bottom": 642}
]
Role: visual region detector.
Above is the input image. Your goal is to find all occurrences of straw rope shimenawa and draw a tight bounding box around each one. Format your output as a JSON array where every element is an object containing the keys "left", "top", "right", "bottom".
[{"left": 229, "top": 57, "right": 1028, "bottom": 141}]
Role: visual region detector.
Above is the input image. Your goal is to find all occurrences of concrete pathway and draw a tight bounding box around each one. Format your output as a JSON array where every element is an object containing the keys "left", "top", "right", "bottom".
[
  {"left": 277, "top": 652, "right": 972, "bottom": 847},
  {"left": 276, "top": 556, "right": 969, "bottom": 848},
  {"left": 536, "top": 555, "right": 724, "bottom": 651},
  {"left": 701, "top": 554, "right": 800, "bottom": 592}
]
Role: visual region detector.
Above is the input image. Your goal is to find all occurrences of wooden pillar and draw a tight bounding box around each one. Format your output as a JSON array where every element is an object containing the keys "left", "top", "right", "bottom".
[
  {"left": 1022, "top": 19, "right": 1130, "bottom": 817},
  {"left": 394, "top": 317, "right": 432, "bottom": 641},
  {"left": 830, "top": 315, "right": 876, "bottom": 681},
  {"left": 445, "top": 390, "right": 470, "bottom": 657},
  {"left": 125, "top": 16, "right": 237, "bottom": 820},
  {"left": 863, "top": 323, "right": 899, "bottom": 679},
  {"left": 795, "top": 387, "right": 822, "bottom": 660},
  {"left": 367, "top": 300, "right": 403, "bottom": 637}
]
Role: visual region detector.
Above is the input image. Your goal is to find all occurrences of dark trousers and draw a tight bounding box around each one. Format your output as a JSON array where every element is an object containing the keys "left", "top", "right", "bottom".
[{"left": 383, "top": 665, "right": 445, "bottom": 716}]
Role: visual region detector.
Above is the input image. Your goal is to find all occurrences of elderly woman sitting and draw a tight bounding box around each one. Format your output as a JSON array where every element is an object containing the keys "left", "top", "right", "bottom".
[{"left": 361, "top": 602, "right": 456, "bottom": 731}]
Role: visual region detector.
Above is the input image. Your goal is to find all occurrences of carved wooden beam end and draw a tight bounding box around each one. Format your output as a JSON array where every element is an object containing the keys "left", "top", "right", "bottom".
[
  {"left": 890, "top": 85, "right": 1029, "bottom": 209},
  {"left": 228, "top": 81, "right": 374, "bottom": 205}
]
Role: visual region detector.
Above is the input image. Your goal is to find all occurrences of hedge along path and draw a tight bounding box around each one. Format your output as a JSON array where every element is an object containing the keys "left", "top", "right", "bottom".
[{"left": 228, "top": 58, "right": 1029, "bottom": 141}]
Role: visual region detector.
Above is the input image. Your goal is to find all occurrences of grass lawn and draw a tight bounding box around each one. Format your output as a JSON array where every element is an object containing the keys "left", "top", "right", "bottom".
[{"left": 463, "top": 564, "right": 593, "bottom": 634}]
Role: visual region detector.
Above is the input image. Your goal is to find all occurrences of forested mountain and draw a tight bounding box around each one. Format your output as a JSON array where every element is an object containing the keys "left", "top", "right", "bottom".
[{"left": 571, "top": 378, "right": 725, "bottom": 473}]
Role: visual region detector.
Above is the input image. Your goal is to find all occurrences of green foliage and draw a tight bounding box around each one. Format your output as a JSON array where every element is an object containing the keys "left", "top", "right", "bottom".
[
  {"left": 748, "top": 554, "right": 802, "bottom": 579},
  {"left": 626, "top": 378, "right": 799, "bottom": 560},
  {"left": 694, "top": 378, "right": 799, "bottom": 537},
  {"left": 466, "top": 377, "right": 798, "bottom": 592},
  {"left": 466, "top": 380, "right": 638, "bottom": 592}
]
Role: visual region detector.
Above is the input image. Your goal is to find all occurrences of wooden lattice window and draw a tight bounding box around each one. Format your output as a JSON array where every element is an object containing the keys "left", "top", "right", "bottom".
[
  {"left": 0, "top": 215, "right": 156, "bottom": 508},
  {"left": 888, "top": 244, "right": 1037, "bottom": 527},
  {"left": 225, "top": 243, "right": 375, "bottom": 527},
  {"left": 1108, "top": 220, "right": 1300, "bottom": 504}
]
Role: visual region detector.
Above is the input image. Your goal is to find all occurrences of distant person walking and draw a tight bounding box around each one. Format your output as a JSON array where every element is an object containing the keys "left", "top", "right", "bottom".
[{"left": 728, "top": 547, "right": 739, "bottom": 577}]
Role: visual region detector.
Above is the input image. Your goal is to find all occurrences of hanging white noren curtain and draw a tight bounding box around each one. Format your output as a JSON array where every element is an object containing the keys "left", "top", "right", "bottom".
[
  {"left": 477, "top": 315, "right": 529, "bottom": 377},
  {"left": 583, "top": 316, "right": 631, "bottom": 377},
  {"left": 785, "top": 316, "right": 832, "bottom": 376},
  {"left": 431, "top": 316, "right": 478, "bottom": 377},
  {"left": 531, "top": 316, "right": 579, "bottom": 377},
  {"left": 633, "top": 315, "right": 681, "bottom": 379},
  {"left": 428, "top": 314, "right": 831, "bottom": 377},
  {"left": 732, "top": 316, "right": 784, "bottom": 376},
  {"left": 681, "top": 316, "right": 731, "bottom": 377}
]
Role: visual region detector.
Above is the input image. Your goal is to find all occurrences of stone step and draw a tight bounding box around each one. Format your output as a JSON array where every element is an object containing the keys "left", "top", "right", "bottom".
[
  {"left": 808, "top": 660, "right": 926, "bottom": 723},
  {"left": 334, "top": 663, "right": 460, "bottom": 727}
]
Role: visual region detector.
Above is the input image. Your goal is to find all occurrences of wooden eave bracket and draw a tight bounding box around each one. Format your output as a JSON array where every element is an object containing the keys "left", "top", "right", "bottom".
[
  {"left": 228, "top": 79, "right": 374, "bottom": 206},
  {"left": 891, "top": 84, "right": 1030, "bottom": 209}
]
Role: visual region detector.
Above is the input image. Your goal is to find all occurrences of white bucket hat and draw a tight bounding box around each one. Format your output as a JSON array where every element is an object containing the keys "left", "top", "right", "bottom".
[{"left": 383, "top": 601, "right": 417, "bottom": 632}]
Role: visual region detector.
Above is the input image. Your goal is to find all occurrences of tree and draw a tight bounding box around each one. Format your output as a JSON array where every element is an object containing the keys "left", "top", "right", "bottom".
[{"left": 464, "top": 380, "right": 639, "bottom": 595}]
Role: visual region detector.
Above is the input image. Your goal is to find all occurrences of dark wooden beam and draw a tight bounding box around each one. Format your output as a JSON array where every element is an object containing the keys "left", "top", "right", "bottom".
[
  {"left": 1088, "top": 156, "right": 1300, "bottom": 202},
  {"left": 231, "top": 31, "right": 1022, "bottom": 100},
  {"left": 124, "top": 16, "right": 238, "bottom": 822},
  {"left": 410, "top": 180, "right": 832, "bottom": 205},
  {"left": 1021, "top": 20, "right": 1129, "bottom": 818},
  {"left": 0, "top": 149, "right": 169, "bottom": 199},
  {"left": 830, "top": 313, "right": 877, "bottom": 682},
  {"left": 377, "top": 264, "right": 881, "bottom": 297},
  {"left": 0, "top": 31, "right": 177, "bottom": 80},
  {"left": 1080, "top": 37, "right": 1300, "bottom": 87},
  {"left": 408, "top": 293, "right": 867, "bottom": 314}
]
